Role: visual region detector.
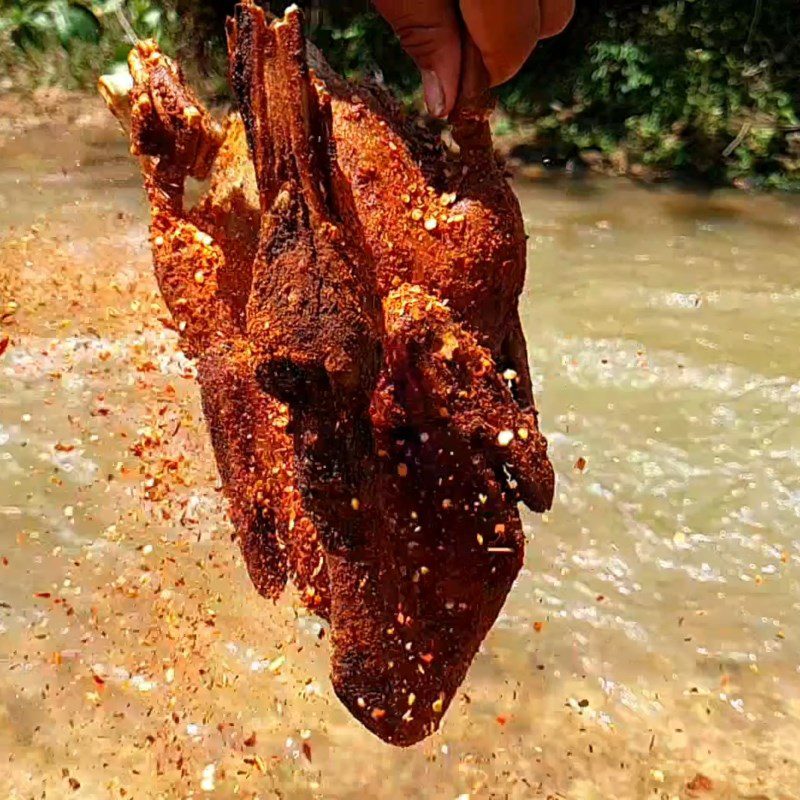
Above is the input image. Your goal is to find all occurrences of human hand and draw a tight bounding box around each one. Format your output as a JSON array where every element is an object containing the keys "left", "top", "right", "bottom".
[{"left": 372, "top": 0, "right": 575, "bottom": 117}]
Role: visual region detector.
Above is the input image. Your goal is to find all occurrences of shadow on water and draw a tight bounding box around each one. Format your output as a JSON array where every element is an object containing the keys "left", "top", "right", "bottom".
[{"left": 516, "top": 169, "right": 800, "bottom": 234}]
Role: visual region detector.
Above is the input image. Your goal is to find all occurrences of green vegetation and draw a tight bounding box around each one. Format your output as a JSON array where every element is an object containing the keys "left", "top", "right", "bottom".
[
  {"left": 2, "top": 0, "right": 799, "bottom": 188},
  {"left": 0, "top": 0, "right": 178, "bottom": 88},
  {"left": 501, "top": 1, "right": 800, "bottom": 188}
]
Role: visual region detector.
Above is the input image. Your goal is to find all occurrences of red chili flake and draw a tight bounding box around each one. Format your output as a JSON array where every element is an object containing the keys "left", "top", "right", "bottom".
[
  {"left": 596, "top": 595, "right": 605, "bottom": 602},
  {"left": 54, "top": 443, "right": 75, "bottom": 452},
  {"left": 0, "top": 335, "right": 9, "bottom": 358},
  {"left": 1, "top": 557, "right": 8, "bottom": 566},
  {"left": 34, "top": 592, "right": 51, "bottom": 599},
  {"left": 92, "top": 674, "right": 106, "bottom": 687},
  {"left": 533, "top": 621, "right": 545, "bottom": 633},
  {"left": 243, "top": 732, "right": 257, "bottom": 748},
  {"left": 420, "top": 653, "right": 434, "bottom": 664},
  {"left": 574, "top": 457, "right": 587, "bottom": 472},
  {"left": 302, "top": 742, "right": 312, "bottom": 762},
  {"left": 496, "top": 715, "right": 508, "bottom": 726},
  {"left": 371, "top": 708, "right": 386, "bottom": 721},
  {"left": 687, "top": 773, "right": 714, "bottom": 792}
]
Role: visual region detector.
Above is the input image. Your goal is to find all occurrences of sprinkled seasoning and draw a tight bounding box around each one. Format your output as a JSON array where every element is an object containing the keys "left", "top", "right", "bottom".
[{"left": 497, "top": 430, "right": 514, "bottom": 447}]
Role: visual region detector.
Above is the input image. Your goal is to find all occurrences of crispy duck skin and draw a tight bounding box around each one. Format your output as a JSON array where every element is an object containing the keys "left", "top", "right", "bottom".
[{"left": 99, "top": 1, "right": 554, "bottom": 747}]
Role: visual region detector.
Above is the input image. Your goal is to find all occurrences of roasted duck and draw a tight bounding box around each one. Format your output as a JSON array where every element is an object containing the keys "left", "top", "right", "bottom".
[{"left": 99, "top": 1, "right": 554, "bottom": 747}]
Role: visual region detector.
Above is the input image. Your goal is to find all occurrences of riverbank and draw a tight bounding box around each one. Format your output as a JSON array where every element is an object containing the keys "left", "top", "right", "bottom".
[
  {"left": 0, "top": 89, "right": 111, "bottom": 141},
  {"left": 0, "top": 88, "right": 786, "bottom": 191}
]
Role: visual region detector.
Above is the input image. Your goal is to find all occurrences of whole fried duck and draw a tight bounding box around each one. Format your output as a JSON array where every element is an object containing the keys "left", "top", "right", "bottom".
[{"left": 99, "top": 1, "right": 554, "bottom": 747}]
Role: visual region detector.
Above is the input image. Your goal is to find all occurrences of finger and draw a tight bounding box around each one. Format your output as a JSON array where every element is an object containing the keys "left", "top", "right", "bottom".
[
  {"left": 539, "top": 0, "right": 575, "bottom": 39},
  {"left": 372, "top": 0, "right": 462, "bottom": 116},
  {"left": 457, "top": 34, "right": 490, "bottom": 109},
  {"left": 459, "top": 0, "right": 540, "bottom": 87}
]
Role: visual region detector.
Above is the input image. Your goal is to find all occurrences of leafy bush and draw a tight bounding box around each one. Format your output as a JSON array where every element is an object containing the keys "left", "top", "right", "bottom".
[
  {"left": 499, "top": 0, "right": 800, "bottom": 187},
  {"left": 0, "top": 0, "right": 177, "bottom": 89},
  {"left": 307, "top": 9, "right": 417, "bottom": 98},
  {"left": 1, "top": 0, "right": 101, "bottom": 50}
]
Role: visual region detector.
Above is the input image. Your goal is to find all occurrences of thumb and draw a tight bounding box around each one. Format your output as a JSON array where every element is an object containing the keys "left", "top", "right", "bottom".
[{"left": 372, "top": 0, "right": 462, "bottom": 117}]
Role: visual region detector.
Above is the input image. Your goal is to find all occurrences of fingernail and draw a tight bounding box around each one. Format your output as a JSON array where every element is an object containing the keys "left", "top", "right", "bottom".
[{"left": 421, "top": 69, "right": 446, "bottom": 118}]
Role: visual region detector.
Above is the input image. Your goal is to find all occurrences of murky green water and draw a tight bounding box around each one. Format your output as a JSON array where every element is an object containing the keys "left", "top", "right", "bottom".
[{"left": 1, "top": 115, "right": 799, "bottom": 799}]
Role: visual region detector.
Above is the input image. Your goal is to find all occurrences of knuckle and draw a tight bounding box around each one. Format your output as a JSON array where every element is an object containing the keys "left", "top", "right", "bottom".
[
  {"left": 541, "top": 0, "right": 576, "bottom": 37},
  {"left": 485, "top": 50, "right": 533, "bottom": 87},
  {"left": 390, "top": 17, "right": 448, "bottom": 63}
]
